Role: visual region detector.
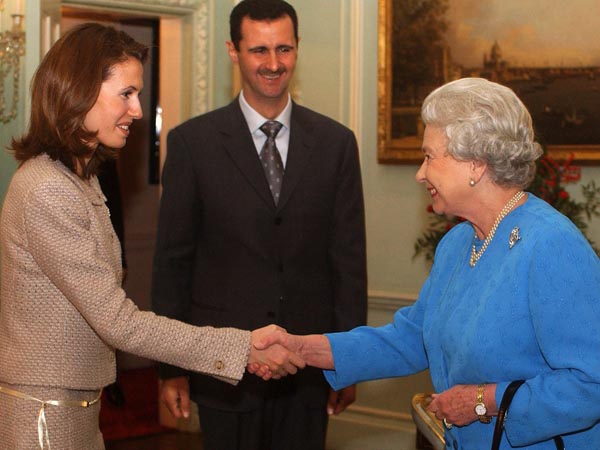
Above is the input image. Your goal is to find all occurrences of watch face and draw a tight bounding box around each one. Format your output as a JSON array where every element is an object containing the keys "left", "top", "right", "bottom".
[{"left": 475, "top": 403, "right": 487, "bottom": 416}]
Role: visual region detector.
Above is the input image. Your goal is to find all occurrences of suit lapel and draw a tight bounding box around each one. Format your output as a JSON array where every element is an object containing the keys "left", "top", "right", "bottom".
[
  {"left": 219, "top": 101, "right": 275, "bottom": 209},
  {"left": 278, "top": 104, "right": 315, "bottom": 210}
]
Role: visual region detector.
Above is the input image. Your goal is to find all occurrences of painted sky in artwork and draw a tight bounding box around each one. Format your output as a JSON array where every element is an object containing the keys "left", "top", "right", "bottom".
[{"left": 445, "top": 0, "right": 600, "bottom": 68}]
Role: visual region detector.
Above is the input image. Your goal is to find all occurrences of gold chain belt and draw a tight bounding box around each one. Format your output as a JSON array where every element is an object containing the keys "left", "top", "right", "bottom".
[{"left": 0, "top": 384, "right": 102, "bottom": 450}]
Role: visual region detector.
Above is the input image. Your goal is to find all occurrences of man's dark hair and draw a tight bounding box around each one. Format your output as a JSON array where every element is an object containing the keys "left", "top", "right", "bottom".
[{"left": 230, "top": 0, "right": 298, "bottom": 51}]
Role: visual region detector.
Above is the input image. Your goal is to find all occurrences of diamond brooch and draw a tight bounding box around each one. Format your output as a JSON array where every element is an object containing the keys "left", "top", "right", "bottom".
[{"left": 508, "top": 226, "right": 521, "bottom": 249}]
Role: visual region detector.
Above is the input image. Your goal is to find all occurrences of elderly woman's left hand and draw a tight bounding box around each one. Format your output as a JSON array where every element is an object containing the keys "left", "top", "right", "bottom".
[{"left": 427, "top": 384, "right": 497, "bottom": 427}]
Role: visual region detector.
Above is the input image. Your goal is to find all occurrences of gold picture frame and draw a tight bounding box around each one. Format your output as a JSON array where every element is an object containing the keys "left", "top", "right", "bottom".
[{"left": 377, "top": 0, "right": 600, "bottom": 165}]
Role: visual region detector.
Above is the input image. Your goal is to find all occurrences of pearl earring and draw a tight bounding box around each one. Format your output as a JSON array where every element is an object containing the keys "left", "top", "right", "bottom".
[{"left": 469, "top": 179, "right": 476, "bottom": 187}]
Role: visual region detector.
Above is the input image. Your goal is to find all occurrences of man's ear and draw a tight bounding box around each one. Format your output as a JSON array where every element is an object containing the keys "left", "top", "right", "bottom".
[{"left": 226, "top": 41, "right": 238, "bottom": 64}]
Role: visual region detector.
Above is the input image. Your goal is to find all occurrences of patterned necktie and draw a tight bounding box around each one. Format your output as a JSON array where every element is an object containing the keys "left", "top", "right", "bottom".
[{"left": 259, "top": 121, "right": 284, "bottom": 205}]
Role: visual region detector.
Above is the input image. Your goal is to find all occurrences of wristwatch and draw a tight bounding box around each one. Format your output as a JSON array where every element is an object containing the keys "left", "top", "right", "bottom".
[{"left": 474, "top": 383, "right": 492, "bottom": 424}]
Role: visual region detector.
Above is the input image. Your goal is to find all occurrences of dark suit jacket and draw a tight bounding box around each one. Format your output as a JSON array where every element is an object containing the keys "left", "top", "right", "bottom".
[
  {"left": 152, "top": 99, "right": 367, "bottom": 411},
  {"left": 97, "top": 159, "right": 127, "bottom": 269}
]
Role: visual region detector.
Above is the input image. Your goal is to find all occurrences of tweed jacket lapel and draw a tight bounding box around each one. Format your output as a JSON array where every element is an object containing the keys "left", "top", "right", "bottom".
[
  {"left": 28, "top": 155, "right": 122, "bottom": 283},
  {"left": 219, "top": 101, "right": 276, "bottom": 209},
  {"left": 277, "top": 103, "right": 315, "bottom": 210},
  {"left": 51, "top": 157, "right": 121, "bottom": 271}
]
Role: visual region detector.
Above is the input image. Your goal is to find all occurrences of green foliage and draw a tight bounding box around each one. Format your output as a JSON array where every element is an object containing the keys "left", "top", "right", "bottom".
[{"left": 413, "top": 155, "right": 600, "bottom": 263}]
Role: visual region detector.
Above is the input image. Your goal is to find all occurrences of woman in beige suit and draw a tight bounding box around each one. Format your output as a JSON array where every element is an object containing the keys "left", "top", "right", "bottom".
[{"left": 0, "top": 23, "right": 303, "bottom": 450}]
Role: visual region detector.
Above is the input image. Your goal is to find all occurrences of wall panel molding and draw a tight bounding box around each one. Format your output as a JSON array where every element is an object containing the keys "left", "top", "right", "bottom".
[
  {"left": 331, "top": 403, "right": 415, "bottom": 430},
  {"left": 348, "top": 0, "right": 364, "bottom": 147},
  {"left": 369, "top": 290, "right": 418, "bottom": 310}
]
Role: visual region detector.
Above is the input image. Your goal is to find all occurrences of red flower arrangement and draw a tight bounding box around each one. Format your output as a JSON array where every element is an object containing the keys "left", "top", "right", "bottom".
[{"left": 413, "top": 154, "right": 600, "bottom": 263}]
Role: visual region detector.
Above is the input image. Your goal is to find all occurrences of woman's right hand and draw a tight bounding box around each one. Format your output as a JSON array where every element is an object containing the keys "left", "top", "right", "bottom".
[{"left": 247, "top": 325, "right": 306, "bottom": 380}]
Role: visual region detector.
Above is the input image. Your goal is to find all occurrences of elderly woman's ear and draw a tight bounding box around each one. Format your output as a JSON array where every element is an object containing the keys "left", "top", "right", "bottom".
[{"left": 468, "top": 160, "right": 487, "bottom": 187}]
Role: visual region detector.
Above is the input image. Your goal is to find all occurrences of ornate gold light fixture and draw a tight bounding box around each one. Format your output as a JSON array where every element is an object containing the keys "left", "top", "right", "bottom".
[{"left": 0, "top": 0, "right": 25, "bottom": 123}]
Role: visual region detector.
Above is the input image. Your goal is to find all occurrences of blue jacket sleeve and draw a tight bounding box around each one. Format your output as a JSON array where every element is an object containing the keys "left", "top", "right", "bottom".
[{"left": 323, "top": 278, "right": 432, "bottom": 391}]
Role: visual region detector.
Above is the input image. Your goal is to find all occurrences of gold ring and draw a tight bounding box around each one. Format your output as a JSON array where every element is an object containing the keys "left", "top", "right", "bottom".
[{"left": 443, "top": 418, "right": 453, "bottom": 430}]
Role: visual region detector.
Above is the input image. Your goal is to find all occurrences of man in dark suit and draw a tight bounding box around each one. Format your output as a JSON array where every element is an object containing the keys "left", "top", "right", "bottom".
[{"left": 151, "top": 1, "right": 367, "bottom": 448}]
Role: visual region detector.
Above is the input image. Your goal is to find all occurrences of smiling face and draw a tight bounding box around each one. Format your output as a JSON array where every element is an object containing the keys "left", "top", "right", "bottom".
[
  {"left": 415, "top": 125, "right": 475, "bottom": 217},
  {"left": 227, "top": 15, "right": 297, "bottom": 117},
  {"left": 83, "top": 57, "right": 144, "bottom": 150}
]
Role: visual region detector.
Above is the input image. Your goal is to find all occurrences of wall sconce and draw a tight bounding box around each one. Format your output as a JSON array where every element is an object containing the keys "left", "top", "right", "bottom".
[{"left": 0, "top": 0, "right": 25, "bottom": 123}]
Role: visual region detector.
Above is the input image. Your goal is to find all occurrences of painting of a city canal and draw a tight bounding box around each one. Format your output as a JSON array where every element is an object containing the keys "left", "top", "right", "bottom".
[{"left": 389, "top": 0, "right": 600, "bottom": 148}]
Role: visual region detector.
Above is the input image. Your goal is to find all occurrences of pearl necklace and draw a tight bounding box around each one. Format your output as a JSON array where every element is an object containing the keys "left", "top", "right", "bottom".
[{"left": 470, "top": 191, "right": 525, "bottom": 267}]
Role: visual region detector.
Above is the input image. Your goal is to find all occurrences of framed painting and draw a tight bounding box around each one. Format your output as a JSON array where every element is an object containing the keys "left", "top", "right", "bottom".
[{"left": 378, "top": 0, "right": 600, "bottom": 164}]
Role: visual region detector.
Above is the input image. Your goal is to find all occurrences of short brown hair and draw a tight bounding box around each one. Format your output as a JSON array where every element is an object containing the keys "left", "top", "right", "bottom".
[
  {"left": 11, "top": 23, "right": 148, "bottom": 179},
  {"left": 230, "top": 0, "right": 298, "bottom": 51}
]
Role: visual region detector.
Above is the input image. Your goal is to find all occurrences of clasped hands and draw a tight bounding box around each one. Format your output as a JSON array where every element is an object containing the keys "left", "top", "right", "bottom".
[
  {"left": 247, "top": 324, "right": 305, "bottom": 380},
  {"left": 161, "top": 326, "right": 348, "bottom": 420},
  {"left": 249, "top": 326, "right": 355, "bottom": 416},
  {"left": 160, "top": 325, "right": 303, "bottom": 420}
]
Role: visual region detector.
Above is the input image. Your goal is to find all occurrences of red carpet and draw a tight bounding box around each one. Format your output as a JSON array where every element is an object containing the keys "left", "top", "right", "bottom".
[{"left": 99, "top": 367, "right": 170, "bottom": 441}]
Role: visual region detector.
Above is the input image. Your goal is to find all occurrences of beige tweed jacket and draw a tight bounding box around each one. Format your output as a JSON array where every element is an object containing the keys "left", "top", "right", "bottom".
[{"left": 0, "top": 154, "right": 251, "bottom": 390}]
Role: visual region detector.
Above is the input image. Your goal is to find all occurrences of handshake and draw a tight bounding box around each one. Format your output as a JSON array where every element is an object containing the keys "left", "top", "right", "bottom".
[
  {"left": 247, "top": 324, "right": 334, "bottom": 380},
  {"left": 161, "top": 325, "right": 335, "bottom": 420},
  {"left": 247, "top": 325, "right": 305, "bottom": 380}
]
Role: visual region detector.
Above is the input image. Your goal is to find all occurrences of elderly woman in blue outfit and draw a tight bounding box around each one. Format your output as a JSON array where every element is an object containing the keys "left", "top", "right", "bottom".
[{"left": 254, "top": 78, "right": 600, "bottom": 449}]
